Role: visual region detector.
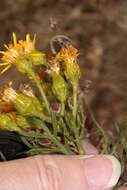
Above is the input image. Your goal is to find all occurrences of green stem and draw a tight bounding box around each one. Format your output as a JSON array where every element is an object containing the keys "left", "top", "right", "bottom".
[
  {"left": 69, "top": 119, "right": 85, "bottom": 155},
  {"left": 60, "top": 102, "right": 65, "bottom": 116},
  {"left": 72, "top": 84, "right": 78, "bottom": 120},
  {"left": 50, "top": 135, "right": 71, "bottom": 155},
  {"left": 74, "top": 123, "right": 85, "bottom": 155},
  {"left": 34, "top": 118, "right": 71, "bottom": 155},
  {"left": 76, "top": 139, "right": 85, "bottom": 155},
  {"left": 28, "top": 70, "right": 50, "bottom": 114},
  {"left": 38, "top": 113, "right": 51, "bottom": 123}
]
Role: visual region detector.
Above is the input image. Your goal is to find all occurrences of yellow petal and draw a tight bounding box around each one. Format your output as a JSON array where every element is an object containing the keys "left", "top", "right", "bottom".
[
  {"left": 9, "top": 81, "right": 12, "bottom": 87},
  {"left": 33, "top": 33, "right": 36, "bottom": 46},
  {"left": 4, "top": 44, "right": 9, "bottom": 49},
  {"left": 0, "top": 51, "right": 6, "bottom": 55},
  {"left": 26, "top": 34, "right": 30, "bottom": 44},
  {"left": 1, "top": 64, "right": 11, "bottom": 74},
  {"left": 0, "top": 62, "right": 9, "bottom": 66},
  {"left": 13, "top": 32, "right": 17, "bottom": 47}
]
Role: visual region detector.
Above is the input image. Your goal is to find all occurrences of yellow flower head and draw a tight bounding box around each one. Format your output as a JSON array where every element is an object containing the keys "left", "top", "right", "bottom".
[
  {"left": 56, "top": 45, "right": 81, "bottom": 85},
  {"left": 2, "top": 81, "right": 19, "bottom": 103},
  {"left": 19, "top": 84, "right": 35, "bottom": 97},
  {"left": 56, "top": 45, "right": 79, "bottom": 65},
  {"left": 0, "top": 33, "right": 36, "bottom": 73},
  {"left": 46, "top": 60, "right": 60, "bottom": 75},
  {"left": 50, "top": 62, "right": 60, "bottom": 75}
]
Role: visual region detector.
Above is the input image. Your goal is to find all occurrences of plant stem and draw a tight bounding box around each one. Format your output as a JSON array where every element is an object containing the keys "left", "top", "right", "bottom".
[
  {"left": 76, "top": 140, "right": 85, "bottom": 155},
  {"left": 72, "top": 84, "right": 78, "bottom": 120},
  {"left": 60, "top": 102, "right": 65, "bottom": 116},
  {"left": 38, "top": 113, "right": 51, "bottom": 123},
  {"left": 70, "top": 119, "right": 85, "bottom": 155},
  {"left": 74, "top": 124, "right": 85, "bottom": 155},
  {"left": 29, "top": 70, "right": 50, "bottom": 114},
  {"left": 34, "top": 118, "right": 71, "bottom": 155},
  {"left": 50, "top": 135, "right": 71, "bottom": 155}
]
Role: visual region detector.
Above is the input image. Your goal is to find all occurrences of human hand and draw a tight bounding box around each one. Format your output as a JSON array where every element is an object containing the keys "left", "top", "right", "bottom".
[{"left": 0, "top": 140, "right": 124, "bottom": 190}]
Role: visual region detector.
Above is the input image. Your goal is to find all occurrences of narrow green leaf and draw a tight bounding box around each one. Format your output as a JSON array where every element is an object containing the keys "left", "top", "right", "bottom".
[
  {"left": 20, "top": 136, "right": 33, "bottom": 148},
  {"left": 112, "top": 121, "right": 120, "bottom": 134},
  {"left": 22, "top": 132, "right": 49, "bottom": 139},
  {"left": 91, "top": 113, "right": 109, "bottom": 154},
  {"left": 51, "top": 111, "right": 58, "bottom": 136},
  {"left": 0, "top": 152, "right": 7, "bottom": 161}
]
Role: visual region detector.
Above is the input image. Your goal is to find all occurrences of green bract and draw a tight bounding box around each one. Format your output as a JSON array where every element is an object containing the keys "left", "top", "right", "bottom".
[
  {"left": 29, "top": 50, "right": 48, "bottom": 66},
  {"left": 52, "top": 75, "right": 68, "bottom": 103},
  {"left": 0, "top": 114, "right": 23, "bottom": 133},
  {"left": 13, "top": 94, "right": 43, "bottom": 118}
]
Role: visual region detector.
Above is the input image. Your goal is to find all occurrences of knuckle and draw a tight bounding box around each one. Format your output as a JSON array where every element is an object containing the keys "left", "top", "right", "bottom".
[{"left": 34, "top": 155, "right": 62, "bottom": 190}]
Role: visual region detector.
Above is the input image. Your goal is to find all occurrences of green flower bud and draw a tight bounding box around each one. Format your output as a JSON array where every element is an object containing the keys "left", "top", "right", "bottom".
[
  {"left": 64, "top": 60, "right": 81, "bottom": 86},
  {"left": 52, "top": 75, "right": 68, "bottom": 103},
  {"left": 0, "top": 114, "right": 23, "bottom": 133},
  {"left": 14, "top": 115, "right": 32, "bottom": 130},
  {"left": 13, "top": 94, "right": 43, "bottom": 118}
]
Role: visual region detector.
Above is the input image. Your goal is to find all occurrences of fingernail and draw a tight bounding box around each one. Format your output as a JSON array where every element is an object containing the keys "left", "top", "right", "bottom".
[
  {"left": 104, "top": 155, "right": 121, "bottom": 188},
  {"left": 82, "top": 155, "right": 121, "bottom": 189}
]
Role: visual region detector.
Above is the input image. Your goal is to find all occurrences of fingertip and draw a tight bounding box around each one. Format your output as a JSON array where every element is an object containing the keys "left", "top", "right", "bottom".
[
  {"left": 80, "top": 155, "right": 121, "bottom": 189},
  {"left": 104, "top": 155, "right": 121, "bottom": 188}
]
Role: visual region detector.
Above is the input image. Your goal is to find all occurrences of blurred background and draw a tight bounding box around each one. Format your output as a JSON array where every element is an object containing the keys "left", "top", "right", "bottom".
[{"left": 0, "top": 0, "right": 127, "bottom": 133}]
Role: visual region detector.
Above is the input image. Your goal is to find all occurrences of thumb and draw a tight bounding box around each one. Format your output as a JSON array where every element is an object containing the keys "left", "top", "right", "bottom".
[{"left": 0, "top": 154, "right": 121, "bottom": 190}]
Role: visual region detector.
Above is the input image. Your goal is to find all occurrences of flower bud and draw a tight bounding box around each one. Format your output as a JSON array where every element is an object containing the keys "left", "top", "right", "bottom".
[
  {"left": 52, "top": 74, "right": 68, "bottom": 103},
  {"left": 14, "top": 115, "right": 32, "bottom": 130},
  {"left": 0, "top": 114, "right": 23, "bottom": 133},
  {"left": 65, "top": 59, "right": 81, "bottom": 86},
  {"left": 14, "top": 94, "right": 43, "bottom": 118}
]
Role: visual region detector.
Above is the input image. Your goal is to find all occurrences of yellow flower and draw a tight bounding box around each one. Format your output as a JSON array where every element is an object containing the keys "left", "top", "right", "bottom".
[
  {"left": 0, "top": 33, "right": 44, "bottom": 73},
  {"left": 56, "top": 45, "right": 81, "bottom": 86},
  {"left": 56, "top": 45, "right": 79, "bottom": 65},
  {"left": 1, "top": 82, "right": 50, "bottom": 122},
  {"left": 50, "top": 61, "right": 60, "bottom": 75},
  {"left": 19, "top": 84, "right": 35, "bottom": 98},
  {"left": 45, "top": 59, "right": 61, "bottom": 76},
  {"left": 2, "top": 81, "right": 19, "bottom": 103}
]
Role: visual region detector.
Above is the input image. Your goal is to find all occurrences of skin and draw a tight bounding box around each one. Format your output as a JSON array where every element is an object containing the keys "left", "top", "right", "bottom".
[{"left": 0, "top": 139, "right": 126, "bottom": 190}]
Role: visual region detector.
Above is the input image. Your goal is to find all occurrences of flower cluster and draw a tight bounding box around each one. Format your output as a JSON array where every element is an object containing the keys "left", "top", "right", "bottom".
[{"left": 0, "top": 33, "right": 85, "bottom": 157}]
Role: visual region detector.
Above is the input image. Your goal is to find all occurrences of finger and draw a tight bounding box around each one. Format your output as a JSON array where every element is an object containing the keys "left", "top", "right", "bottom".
[
  {"left": 83, "top": 139, "right": 98, "bottom": 155},
  {"left": 0, "top": 155, "right": 121, "bottom": 190}
]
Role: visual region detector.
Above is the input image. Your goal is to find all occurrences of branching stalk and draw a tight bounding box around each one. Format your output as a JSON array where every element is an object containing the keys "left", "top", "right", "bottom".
[
  {"left": 29, "top": 70, "right": 50, "bottom": 114},
  {"left": 33, "top": 118, "right": 71, "bottom": 155},
  {"left": 60, "top": 102, "right": 65, "bottom": 116},
  {"left": 72, "top": 84, "right": 78, "bottom": 120}
]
